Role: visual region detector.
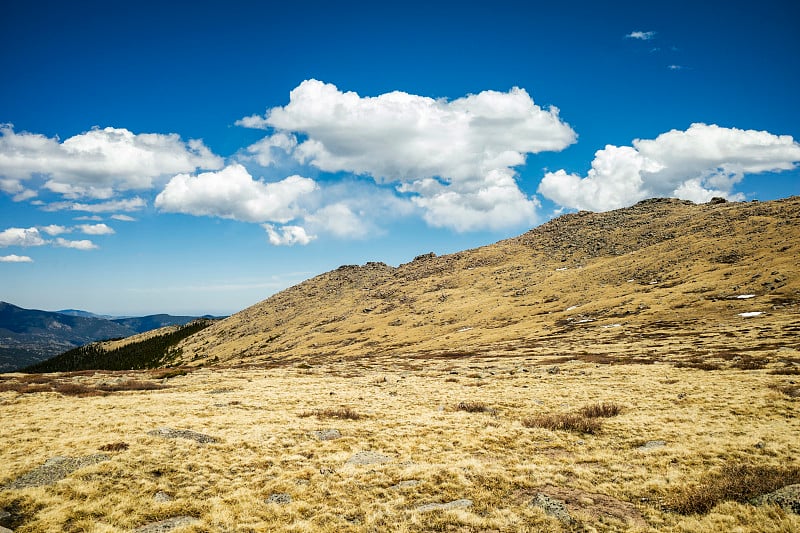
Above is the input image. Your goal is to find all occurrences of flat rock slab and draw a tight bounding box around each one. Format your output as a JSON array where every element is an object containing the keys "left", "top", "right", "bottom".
[
  {"left": 637, "top": 440, "right": 666, "bottom": 451},
  {"left": 132, "top": 516, "right": 198, "bottom": 532},
  {"left": 153, "top": 491, "right": 173, "bottom": 502},
  {"left": 346, "top": 451, "right": 391, "bottom": 465},
  {"left": 147, "top": 427, "right": 217, "bottom": 444},
  {"left": 1, "top": 454, "right": 110, "bottom": 489},
  {"left": 416, "top": 499, "right": 472, "bottom": 512},
  {"left": 311, "top": 429, "right": 341, "bottom": 441},
  {"left": 751, "top": 484, "right": 800, "bottom": 514},
  {"left": 530, "top": 493, "right": 574, "bottom": 524},
  {"left": 0, "top": 526, "right": 12, "bottom": 533},
  {"left": 266, "top": 493, "right": 292, "bottom": 504},
  {"left": 391, "top": 480, "right": 421, "bottom": 490}
]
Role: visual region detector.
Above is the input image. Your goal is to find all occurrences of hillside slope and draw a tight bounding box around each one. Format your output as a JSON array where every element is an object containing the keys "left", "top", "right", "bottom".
[
  {"left": 23, "top": 319, "right": 216, "bottom": 373},
  {"left": 175, "top": 197, "right": 800, "bottom": 368}
]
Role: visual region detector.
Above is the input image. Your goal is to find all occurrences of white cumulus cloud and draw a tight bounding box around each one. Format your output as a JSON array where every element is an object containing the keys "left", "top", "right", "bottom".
[
  {"left": 304, "top": 203, "right": 369, "bottom": 239},
  {"left": 0, "top": 254, "right": 33, "bottom": 263},
  {"left": 40, "top": 224, "right": 70, "bottom": 236},
  {"left": 0, "top": 227, "right": 47, "bottom": 247},
  {"left": 54, "top": 238, "right": 98, "bottom": 250},
  {"left": 111, "top": 214, "right": 136, "bottom": 222},
  {"left": 239, "top": 79, "right": 576, "bottom": 231},
  {"left": 538, "top": 123, "right": 800, "bottom": 211},
  {"left": 77, "top": 223, "right": 115, "bottom": 235},
  {"left": 155, "top": 163, "right": 317, "bottom": 223},
  {"left": 243, "top": 133, "right": 298, "bottom": 167},
  {"left": 263, "top": 224, "right": 314, "bottom": 246},
  {"left": 0, "top": 124, "right": 223, "bottom": 199}
]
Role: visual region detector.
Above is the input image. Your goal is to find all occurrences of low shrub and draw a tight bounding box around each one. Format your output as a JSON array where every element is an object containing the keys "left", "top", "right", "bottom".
[
  {"left": 97, "top": 380, "right": 165, "bottom": 392},
  {"left": 522, "top": 413, "right": 601, "bottom": 434},
  {"left": 299, "top": 407, "right": 362, "bottom": 420},
  {"left": 54, "top": 383, "right": 104, "bottom": 397},
  {"left": 455, "top": 401, "right": 493, "bottom": 413},
  {"left": 769, "top": 383, "right": 800, "bottom": 398},
  {"left": 579, "top": 402, "right": 623, "bottom": 418},
  {"left": 98, "top": 442, "right": 129, "bottom": 452},
  {"left": 666, "top": 461, "right": 800, "bottom": 514}
]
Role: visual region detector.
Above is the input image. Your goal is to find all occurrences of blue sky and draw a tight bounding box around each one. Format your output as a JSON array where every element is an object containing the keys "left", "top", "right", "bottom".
[{"left": 1, "top": 0, "right": 799, "bottom": 316}]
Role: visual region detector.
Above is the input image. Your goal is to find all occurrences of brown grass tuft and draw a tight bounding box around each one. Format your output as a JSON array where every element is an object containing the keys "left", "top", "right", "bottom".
[
  {"left": 54, "top": 383, "right": 105, "bottom": 397},
  {"left": 96, "top": 380, "right": 165, "bottom": 392},
  {"left": 521, "top": 412, "right": 601, "bottom": 434},
  {"left": 667, "top": 461, "right": 800, "bottom": 514},
  {"left": 98, "top": 442, "right": 129, "bottom": 452},
  {"left": 578, "top": 401, "right": 623, "bottom": 418},
  {"left": 769, "top": 367, "right": 800, "bottom": 376},
  {"left": 299, "top": 406, "right": 362, "bottom": 420},
  {"left": 769, "top": 383, "right": 800, "bottom": 398},
  {"left": 455, "top": 401, "right": 494, "bottom": 413}
]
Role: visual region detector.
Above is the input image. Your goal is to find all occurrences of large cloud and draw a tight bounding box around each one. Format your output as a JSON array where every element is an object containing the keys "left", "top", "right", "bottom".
[
  {"left": 0, "top": 227, "right": 47, "bottom": 247},
  {"left": 0, "top": 227, "right": 98, "bottom": 250},
  {"left": 0, "top": 124, "right": 223, "bottom": 199},
  {"left": 538, "top": 123, "right": 800, "bottom": 211},
  {"left": 239, "top": 79, "right": 576, "bottom": 231},
  {"left": 155, "top": 163, "right": 317, "bottom": 223}
]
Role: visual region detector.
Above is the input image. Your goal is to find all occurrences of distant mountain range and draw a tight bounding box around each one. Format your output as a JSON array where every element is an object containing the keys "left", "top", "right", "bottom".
[{"left": 0, "top": 302, "right": 220, "bottom": 372}]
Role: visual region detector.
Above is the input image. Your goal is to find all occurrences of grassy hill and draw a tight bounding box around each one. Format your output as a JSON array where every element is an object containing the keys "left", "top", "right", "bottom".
[{"left": 174, "top": 196, "right": 799, "bottom": 370}]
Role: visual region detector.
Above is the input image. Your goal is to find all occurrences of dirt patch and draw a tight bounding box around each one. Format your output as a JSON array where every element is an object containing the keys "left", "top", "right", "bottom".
[{"left": 529, "top": 485, "right": 647, "bottom": 528}]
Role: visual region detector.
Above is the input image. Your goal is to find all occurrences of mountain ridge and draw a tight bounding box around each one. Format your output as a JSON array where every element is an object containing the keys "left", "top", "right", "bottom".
[
  {"left": 172, "top": 196, "right": 800, "bottom": 368},
  {"left": 0, "top": 303, "right": 218, "bottom": 372}
]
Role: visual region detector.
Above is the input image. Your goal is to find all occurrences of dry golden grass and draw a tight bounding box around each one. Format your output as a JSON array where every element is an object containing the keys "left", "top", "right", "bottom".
[
  {"left": 2, "top": 357, "right": 799, "bottom": 532},
  {"left": 2, "top": 197, "right": 799, "bottom": 531}
]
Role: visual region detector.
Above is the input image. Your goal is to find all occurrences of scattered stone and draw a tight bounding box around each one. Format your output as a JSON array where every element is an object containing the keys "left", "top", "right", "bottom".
[
  {"left": 266, "top": 493, "right": 292, "bottom": 504},
  {"left": 131, "top": 516, "right": 198, "bottom": 532},
  {"left": 738, "top": 311, "right": 764, "bottom": 318},
  {"left": 530, "top": 493, "right": 575, "bottom": 524},
  {"left": 391, "top": 480, "right": 420, "bottom": 490},
  {"left": 547, "top": 366, "right": 560, "bottom": 375},
  {"left": 153, "top": 491, "right": 173, "bottom": 502},
  {"left": 346, "top": 451, "right": 391, "bottom": 465},
  {"left": 319, "top": 467, "right": 335, "bottom": 475},
  {"left": 1, "top": 454, "right": 110, "bottom": 489},
  {"left": 751, "top": 484, "right": 800, "bottom": 514},
  {"left": 637, "top": 440, "right": 666, "bottom": 451},
  {"left": 416, "top": 499, "right": 472, "bottom": 512},
  {"left": 754, "top": 441, "right": 766, "bottom": 449},
  {"left": 147, "top": 427, "right": 217, "bottom": 444},
  {"left": 311, "top": 429, "right": 341, "bottom": 441}
]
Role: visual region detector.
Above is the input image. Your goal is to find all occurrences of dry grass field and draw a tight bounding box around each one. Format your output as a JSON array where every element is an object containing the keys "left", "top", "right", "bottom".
[
  {"left": 1, "top": 197, "right": 799, "bottom": 531},
  {"left": 1, "top": 357, "right": 798, "bottom": 532}
]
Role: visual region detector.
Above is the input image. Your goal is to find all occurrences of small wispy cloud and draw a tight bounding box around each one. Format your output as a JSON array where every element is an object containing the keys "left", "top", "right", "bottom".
[
  {"left": 667, "top": 64, "right": 685, "bottom": 71},
  {"left": 54, "top": 238, "right": 98, "bottom": 250},
  {"left": 0, "top": 254, "right": 33, "bottom": 263},
  {"left": 111, "top": 214, "right": 136, "bottom": 222},
  {"left": 76, "top": 223, "right": 115, "bottom": 235},
  {"left": 626, "top": 31, "right": 656, "bottom": 40}
]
